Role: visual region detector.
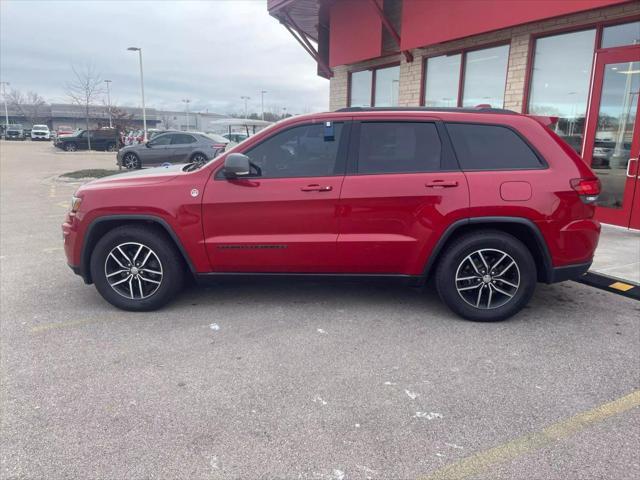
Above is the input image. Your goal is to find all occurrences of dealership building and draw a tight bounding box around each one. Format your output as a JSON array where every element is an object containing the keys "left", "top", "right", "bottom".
[{"left": 269, "top": 0, "right": 640, "bottom": 229}]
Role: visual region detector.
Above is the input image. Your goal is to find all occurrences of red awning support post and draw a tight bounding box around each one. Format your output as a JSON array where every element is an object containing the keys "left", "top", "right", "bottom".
[
  {"left": 368, "top": 0, "right": 413, "bottom": 63},
  {"left": 280, "top": 11, "right": 333, "bottom": 78}
]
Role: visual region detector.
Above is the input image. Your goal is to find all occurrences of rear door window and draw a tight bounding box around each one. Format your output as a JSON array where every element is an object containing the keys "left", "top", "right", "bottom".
[
  {"left": 356, "top": 122, "right": 442, "bottom": 174},
  {"left": 171, "top": 134, "right": 197, "bottom": 145},
  {"left": 445, "top": 123, "right": 543, "bottom": 170}
]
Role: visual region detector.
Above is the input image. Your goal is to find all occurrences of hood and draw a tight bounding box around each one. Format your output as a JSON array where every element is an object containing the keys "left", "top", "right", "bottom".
[{"left": 80, "top": 164, "right": 185, "bottom": 190}]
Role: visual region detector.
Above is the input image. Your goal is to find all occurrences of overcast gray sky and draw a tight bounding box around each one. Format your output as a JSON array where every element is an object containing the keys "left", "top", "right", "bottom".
[{"left": 0, "top": 0, "right": 329, "bottom": 115}]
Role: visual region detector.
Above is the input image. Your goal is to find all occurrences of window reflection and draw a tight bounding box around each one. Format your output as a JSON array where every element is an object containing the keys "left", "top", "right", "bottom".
[
  {"left": 602, "top": 21, "right": 640, "bottom": 48},
  {"left": 350, "top": 70, "right": 372, "bottom": 107},
  {"left": 424, "top": 54, "right": 461, "bottom": 107},
  {"left": 462, "top": 45, "right": 510, "bottom": 108},
  {"left": 528, "top": 29, "right": 596, "bottom": 155},
  {"left": 374, "top": 65, "right": 400, "bottom": 107},
  {"left": 591, "top": 61, "right": 639, "bottom": 209}
]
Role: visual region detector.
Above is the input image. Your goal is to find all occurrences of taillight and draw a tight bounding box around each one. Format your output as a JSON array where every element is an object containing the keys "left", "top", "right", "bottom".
[
  {"left": 570, "top": 178, "right": 601, "bottom": 204},
  {"left": 212, "top": 143, "right": 226, "bottom": 149}
]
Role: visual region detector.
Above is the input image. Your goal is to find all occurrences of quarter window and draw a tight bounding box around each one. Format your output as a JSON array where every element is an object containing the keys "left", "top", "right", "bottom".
[
  {"left": 446, "top": 123, "right": 543, "bottom": 170},
  {"left": 245, "top": 123, "right": 343, "bottom": 178},
  {"left": 357, "top": 122, "right": 442, "bottom": 174}
]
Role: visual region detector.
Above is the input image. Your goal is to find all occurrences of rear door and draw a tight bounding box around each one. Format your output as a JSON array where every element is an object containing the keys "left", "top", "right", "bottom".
[
  {"left": 168, "top": 133, "right": 197, "bottom": 163},
  {"left": 337, "top": 119, "right": 469, "bottom": 275}
]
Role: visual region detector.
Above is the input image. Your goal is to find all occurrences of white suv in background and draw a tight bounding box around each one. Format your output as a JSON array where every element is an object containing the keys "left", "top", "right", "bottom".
[{"left": 31, "top": 125, "right": 51, "bottom": 141}]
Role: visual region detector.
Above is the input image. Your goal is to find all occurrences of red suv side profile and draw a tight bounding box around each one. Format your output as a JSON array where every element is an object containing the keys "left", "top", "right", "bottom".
[{"left": 62, "top": 107, "right": 601, "bottom": 321}]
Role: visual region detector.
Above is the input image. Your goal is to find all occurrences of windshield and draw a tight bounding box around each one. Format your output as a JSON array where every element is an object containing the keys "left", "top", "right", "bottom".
[
  {"left": 8, "top": 124, "right": 23, "bottom": 130},
  {"left": 33, "top": 125, "right": 48, "bottom": 130}
]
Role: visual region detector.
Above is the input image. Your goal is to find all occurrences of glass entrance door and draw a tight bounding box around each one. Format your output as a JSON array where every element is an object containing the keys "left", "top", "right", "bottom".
[{"left": 583, "top": 46, "right": 640, "bottom": 229}]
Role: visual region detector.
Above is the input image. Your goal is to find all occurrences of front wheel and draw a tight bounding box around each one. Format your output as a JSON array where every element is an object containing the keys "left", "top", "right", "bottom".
[
  {"left": 90, "top": 225, "right": 185, "bottom": 311},
  {"left": 106, "top": 142, "right": 117, "bottom": 152},
  {"left": 435, "top": 230, "right": 537, "bottom": 322},
  {"left": 64, "top": 143, "right": 77, "bottom": 152}
]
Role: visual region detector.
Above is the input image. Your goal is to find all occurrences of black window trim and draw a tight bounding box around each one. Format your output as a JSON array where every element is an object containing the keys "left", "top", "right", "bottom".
[
  {"left": 443, "top": 121, "right": 549, "bottom": 172},
  {"left": 346, "top": 120, "right": 460, "bottom": 176},
  {"left": 214, "top": 121, "right": 352, "bottom": 180}
]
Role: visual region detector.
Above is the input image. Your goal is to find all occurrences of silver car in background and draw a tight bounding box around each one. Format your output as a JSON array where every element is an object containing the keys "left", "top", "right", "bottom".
[{"left": 116, "top": 131, "right": 229, "bottom": 169}]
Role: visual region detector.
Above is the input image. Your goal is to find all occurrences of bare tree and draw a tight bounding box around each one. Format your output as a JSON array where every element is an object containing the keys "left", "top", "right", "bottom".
[
  {"left": 66, "top": 64, "right": 104, "bottom": 150},
  {"left": 7, "top": 89, "right": 49, "bottom": 125},
  {"left": 159, "top": 113, "right": 175, "bottom": 130}
]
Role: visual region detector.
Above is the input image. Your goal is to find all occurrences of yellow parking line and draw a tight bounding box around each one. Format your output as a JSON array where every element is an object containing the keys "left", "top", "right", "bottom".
[
  {"left": 609, "top": 281, "right": 634, "bottom": 292},
  {"left": 421, "top": 390, "right": 640, "bottom": 480},
  {"left": 30, "top": 319, "right": 95, "bottom": 333}
]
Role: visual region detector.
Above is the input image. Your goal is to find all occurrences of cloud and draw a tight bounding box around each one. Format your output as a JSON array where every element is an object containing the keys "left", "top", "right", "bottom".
[{"left": 0, "top": 0, "right": 329, "bottom": 115}]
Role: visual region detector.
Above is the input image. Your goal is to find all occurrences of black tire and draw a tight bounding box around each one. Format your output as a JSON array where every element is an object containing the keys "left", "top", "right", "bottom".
[
  {"left": 105, "top": 142, "right": 117, "bottom": 152},
  {"left": 90, "top": 225, "right": 185, "bottom": 311},
  {"left": 435, "top": 230, "right": 537, "bottom": 322},
  {"left": 64, "top": 143, "right": 77, "bottom": 152},
  {"left": 122, "top": 152, "right": 141, "bottom": 169}
]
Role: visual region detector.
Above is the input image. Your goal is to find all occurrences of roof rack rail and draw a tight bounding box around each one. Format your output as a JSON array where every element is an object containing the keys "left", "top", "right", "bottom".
[{"left": 336, "top": 106, "right": 517, "bottom": 114}]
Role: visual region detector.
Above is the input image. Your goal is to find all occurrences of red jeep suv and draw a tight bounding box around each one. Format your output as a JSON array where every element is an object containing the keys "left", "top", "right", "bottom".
[{"left": 62, "top": 107, "right": 601, "bottom": 321}]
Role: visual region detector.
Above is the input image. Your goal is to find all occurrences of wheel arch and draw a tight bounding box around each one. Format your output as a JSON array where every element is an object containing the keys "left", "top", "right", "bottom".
[
  {"left": 423, "top": 217, "right": 553, "bottom": 283},
  {"left": 79, "top": 215, "right": 196, "bottom": 284}
]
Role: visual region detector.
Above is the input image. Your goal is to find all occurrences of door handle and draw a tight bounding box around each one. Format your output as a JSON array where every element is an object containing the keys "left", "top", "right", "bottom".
[
  {"left": 301, "top": 184, "right": 333, "bottom": 192},
  {"left": 627, "top": 158, "right": 638, "bottom": 178},
  {"left": 426, "top": 180, "right": 459, "bottom": 188}
]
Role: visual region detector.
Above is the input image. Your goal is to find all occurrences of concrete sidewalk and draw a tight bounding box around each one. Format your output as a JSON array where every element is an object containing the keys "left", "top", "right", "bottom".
[{"left": 590, "top": 224, "right": 640, "bottom": 285}]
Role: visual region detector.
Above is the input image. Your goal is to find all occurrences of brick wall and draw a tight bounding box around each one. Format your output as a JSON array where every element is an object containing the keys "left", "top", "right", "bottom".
[{"left": 329, "top": 2, "right": 640, "bottom": 112}]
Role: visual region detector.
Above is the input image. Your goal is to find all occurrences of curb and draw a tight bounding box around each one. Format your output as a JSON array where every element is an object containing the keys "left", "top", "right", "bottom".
[{"left": 575, "top": 271, "right": 640, "bottom": 301}]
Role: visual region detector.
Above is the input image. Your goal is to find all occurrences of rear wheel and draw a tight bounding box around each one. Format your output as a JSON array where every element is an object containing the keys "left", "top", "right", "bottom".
[
  {"left": 64, "top": 143, "right": 77, "bottom": 152},
  {"left": 106, "top": 142, "right": 117, "bottom": 152},
  {"left": 90, "top": 225, "right": 185, "bottom": 311},
  {"left": 191, "top": 152, "right": 208, "bottom": 166},
  {"left": 122, "top": 152, "right": 140, "bottom": 169},
  {"left": 435, "top": 230, "right": 536, "bottom": 322}
]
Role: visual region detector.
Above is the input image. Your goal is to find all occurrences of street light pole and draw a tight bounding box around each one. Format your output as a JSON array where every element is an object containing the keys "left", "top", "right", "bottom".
[
  {"left": 260, "top": 90, "right": 267, "bottom": 121},
  {"left": 240, "top": 96, "right": 250, "bottom": 119},
  {"left": 127, "top": 47, "right": 147, "bottom": 142},
  {"left": 0, "top": 81, "right": 9, "bottom": 131},
  {"left": 104, "top": 80, "right": 113, "bottom": 128},
  {"left": 182, "top": 98, "right": 190, "bottom": 131}
]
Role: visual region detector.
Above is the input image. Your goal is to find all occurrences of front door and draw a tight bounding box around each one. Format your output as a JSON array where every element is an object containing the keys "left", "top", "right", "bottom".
[
  {"left": 583, "top": 46, "right": 640, "bottom": 229},
  {"left": 201, "top": 121, "right": 350, "bottom": 272}
]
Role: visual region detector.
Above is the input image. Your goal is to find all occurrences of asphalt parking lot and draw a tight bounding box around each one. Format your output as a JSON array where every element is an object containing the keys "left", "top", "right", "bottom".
[{"left": 1, "top": 140, "right": 639, "bottom": 480}]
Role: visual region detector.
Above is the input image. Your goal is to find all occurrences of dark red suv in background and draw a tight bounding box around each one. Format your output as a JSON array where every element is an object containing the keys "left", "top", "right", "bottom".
[{"left": 62, "top": 107, "right": 601, "bottom": 321}]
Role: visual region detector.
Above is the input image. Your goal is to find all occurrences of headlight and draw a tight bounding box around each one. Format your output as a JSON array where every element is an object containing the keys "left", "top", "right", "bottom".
[{"left": 70, "top": 195, "right": 82, "bottom": 212}]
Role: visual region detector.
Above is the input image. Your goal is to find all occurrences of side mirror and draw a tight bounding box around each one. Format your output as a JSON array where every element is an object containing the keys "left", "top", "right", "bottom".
[
  {"left": 223, "top": 153, "right": 251, "bottom": 177},
  {"left": 146, "top": 142, "right": 152, "bottom": 148}
]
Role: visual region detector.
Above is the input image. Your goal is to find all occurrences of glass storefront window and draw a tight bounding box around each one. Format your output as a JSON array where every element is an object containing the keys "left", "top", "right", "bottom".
[
  {"left": 602, "top": 21, "right": 640, "bottom": 48},
  {"left": 374, "top": 65, "right": 400, "bottom": 107},
  {"left": 350, "top": 70, "right": 372, "bottom": 107},
  {"left": 462, "top": 45, "right": 510, "bottom": 108},
  {"left": 528, "top": 29, "right": 596, "bottom": 154},
  {"left": 590, "top": 61, "right": 639, "bottom": 209},
  {"left": 424, "top": 54, "right": 461, "bottom": 107}
]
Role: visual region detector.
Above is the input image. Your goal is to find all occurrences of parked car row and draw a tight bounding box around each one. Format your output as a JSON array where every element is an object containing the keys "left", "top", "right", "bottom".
[{"left": 116, "top": 131, "right": 230, "bottom": 169}]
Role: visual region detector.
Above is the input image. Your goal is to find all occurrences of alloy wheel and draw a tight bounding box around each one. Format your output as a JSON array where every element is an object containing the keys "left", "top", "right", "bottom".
[
  {"left": 104, "top": 242, "right": 163, "bottom": 299},
  {"left": 455, "top": 248, "right": 520, "bottom": 309},
  {"left": 192, "top": 153, "right": 207, "bottom": 165},
  {"left": 123, "top": 153, "right": 139, "bottom": 169}
]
